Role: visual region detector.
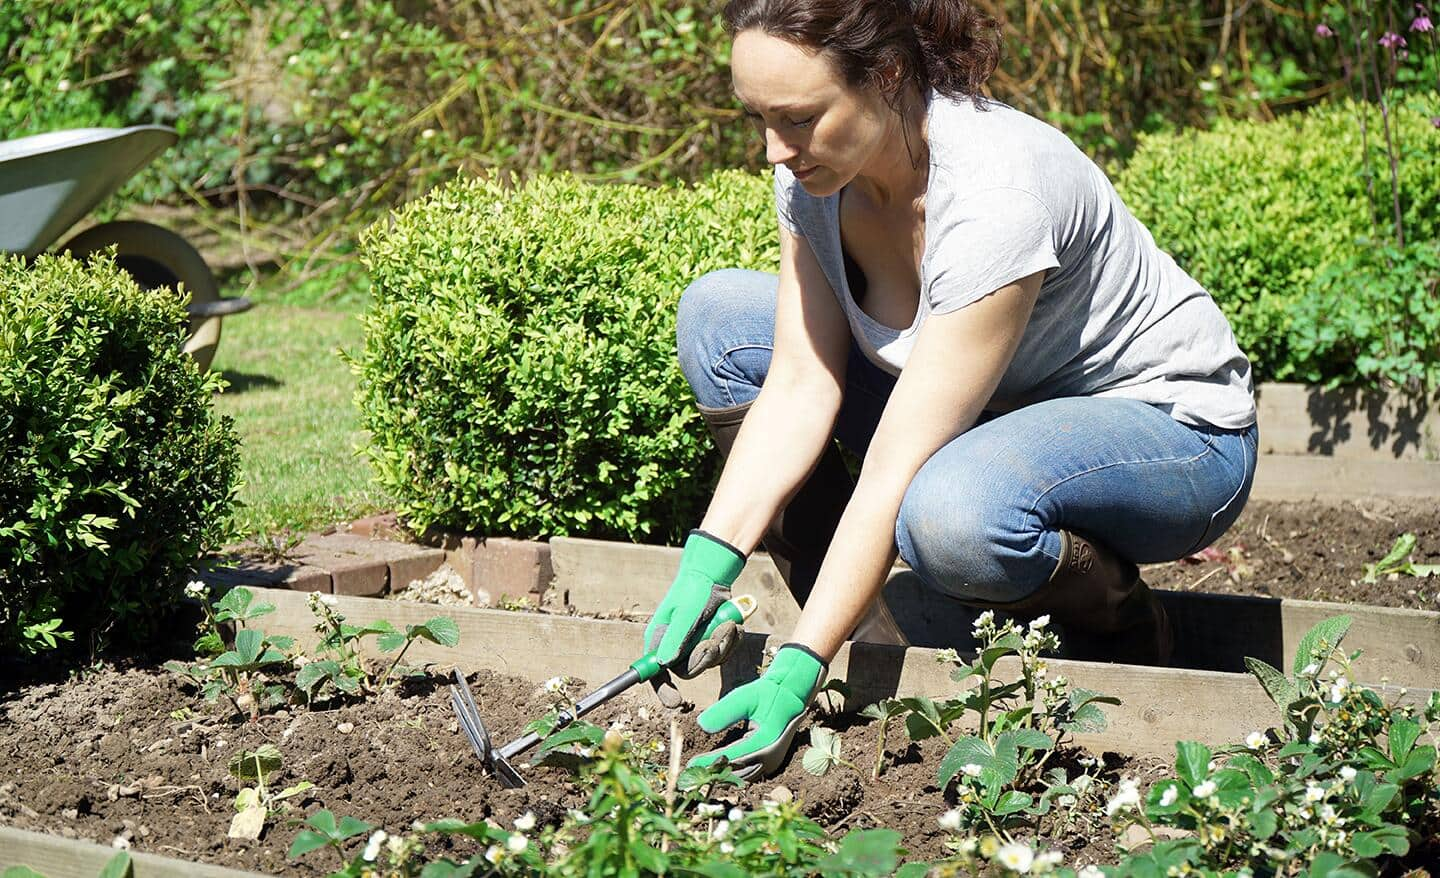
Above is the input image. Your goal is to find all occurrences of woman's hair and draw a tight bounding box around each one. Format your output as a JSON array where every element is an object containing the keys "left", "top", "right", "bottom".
[{"left": 722, "top": 0, "right": 1002, "bottom": 110}]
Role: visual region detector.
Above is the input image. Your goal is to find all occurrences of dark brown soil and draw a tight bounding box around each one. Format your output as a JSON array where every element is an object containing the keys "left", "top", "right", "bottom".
[
  {"left": 1143, "top": 497, "right": 1439, "bottom": 609},
  {"left": 0, "top": 661, "right": 1161, "bottom": 875}
]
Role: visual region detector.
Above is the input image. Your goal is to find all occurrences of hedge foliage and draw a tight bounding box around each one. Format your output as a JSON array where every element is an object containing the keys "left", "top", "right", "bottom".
[
  {"left": 351, "top": 171, "right": 777, "bottom": 541},
  {"left": 1116, "top": 94, "right": 1440, "bottom": 389},
  {"left": 3, "top": 0, "right": 1397, "bottom": 264},
  {"left": 0, "top": 254, "right": 242, "bottom": 654}
]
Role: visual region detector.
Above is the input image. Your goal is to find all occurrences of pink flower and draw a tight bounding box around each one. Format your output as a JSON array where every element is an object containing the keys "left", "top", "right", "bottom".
[
  {"left": 1378, "top": 31, "right": 1407, "bottom": 48},
  {"left": 1411, "top": 14, "right": 1434, "bottom": 32},
  {"left": 1432, "top": 116, "right": 1440, "bottom": 129},
  {"left": 1316, "top": 23, "right": 1335, "bottom": 37}
]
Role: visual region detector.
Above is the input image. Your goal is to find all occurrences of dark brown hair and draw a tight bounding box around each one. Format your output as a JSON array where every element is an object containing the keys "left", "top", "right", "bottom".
[{"left": 722, "top": 0, "right": 1002, "bottom": 112}]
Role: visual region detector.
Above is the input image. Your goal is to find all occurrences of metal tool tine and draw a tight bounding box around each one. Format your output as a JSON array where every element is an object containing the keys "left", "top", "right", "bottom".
[{"left": 449, "top": 669, "right": 492, "bottom": 763}]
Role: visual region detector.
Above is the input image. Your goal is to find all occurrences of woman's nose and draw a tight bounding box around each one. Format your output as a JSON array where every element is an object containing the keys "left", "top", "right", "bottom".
[{"left": 764, "top": 127, "right": 799, "bottom": 165}]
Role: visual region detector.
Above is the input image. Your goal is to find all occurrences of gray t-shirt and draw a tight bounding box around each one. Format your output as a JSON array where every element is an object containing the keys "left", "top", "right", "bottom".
[{"left": 774, "top": 93, "right": 1255, "bottom": 430}]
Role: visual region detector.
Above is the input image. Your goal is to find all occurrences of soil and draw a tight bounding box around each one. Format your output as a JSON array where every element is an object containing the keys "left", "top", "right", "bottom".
[
  {"left": 1141, "top": 497, "right": 1440, "bottom": 610},
  {"left": 0, "top": 659, "right": 1164, "bottom": 875}
]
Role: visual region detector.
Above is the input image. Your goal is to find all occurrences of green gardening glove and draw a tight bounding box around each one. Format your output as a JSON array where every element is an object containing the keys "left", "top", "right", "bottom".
[
  {"left": 644, "top": 530, "right": 747, "bottom": 679},
  {"left": 687, "top": 643, "right": 827, "bottom": 781}
]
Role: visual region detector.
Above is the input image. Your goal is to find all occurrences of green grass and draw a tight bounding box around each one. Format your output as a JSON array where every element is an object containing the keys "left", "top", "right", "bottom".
[{"left": 207, "top": 268, "right": 391, "bottom": 539}]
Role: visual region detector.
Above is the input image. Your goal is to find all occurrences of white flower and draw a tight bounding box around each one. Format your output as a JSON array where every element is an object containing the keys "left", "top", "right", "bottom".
[
  {"left": 1339, "top": 766, "right": 1357, "bottom": 782},
  {"left": 728, "top": 807, "right": 744, "bottom": 822},
  {"left": 362, "top": 830, "right": 387, "bottom": 862},
  {"left": 319, "top": 594, "right": 338, "bottom": 606},
  {"left": 1328, "top": 678, "right": 1349, "bottom": 702},
  {"left": 1245, "top": 731, "right": 1266, "bottom": 749},
  {"left": 1305, "top": 782, "right": 1325, "bottom": 803},
  {"left": 1036, "top": 850, "right": 1064, "bottom": 870},
  {"left": 514, "top": 811, "right": 536, "bottom": 831},
  {"left": 719, "top": 841, "right": 734, "bottom": 854},
  {"left": 1105, "top": 778, "right": 1141, "bottom": 817},
  {"left": 57, "top": 79, "right": 72, "bottom": 92},
  {"left": 961, "top": 763, "right": 984, "bottom": 778},
  {"left": 506, "top": 834, "right": 528, "bottom": 853},
  {"left": 957, "top": 837, "right": 978, "bottom": 854},
  {"left": 937, "top": 808, "right": 963, "bottom": 831},
  {"left": 421, "top": 128, "right": 436, "bottom": 140},
  {"left": 184, "top": 580, "right": 208, "bottom": 598},
  {"left": 1029, "top": 615, "right": 1052, "bottom": 630},
  {"left": 1192, "top": 780, "right": 1217, "bottom": 798},
  {"left": 995, "top": 841, "right": 1035, "bottom": 873},
  {"left": 973, "top": 610, "right": 995, "bottom": 630},
  {"left": 544, "top": 676, "right": 566, "bottom": 694},
  {"left": 386, "top": 835, "right": 406, "bottom": 856},
  {"left": 696, "top": 802, "right": 724, "bottom": 818},
  {"left": 1300, "top": 662, "right": 1320, "bottom": 677},
  {"left": 485, "top": 845, "right": 503, "bottom": 864},
  {"left": 711, "top": 820, "right": 730, "bottom": 840},
  {"left": 1320, "top": 804, "right": 1338, "bottom": 824},
  {"left": 1078, "top": 867, "right": 1106, "bottom": 878},
  {"left": 1309, "top": 731, "right": 1322, "bottom": 744},
  {"left": 1056, "top": 794, "right": 1076, "bottom": 807},
  {"left": 1159, "top": 786, "right": 1178, "bottom": 807}
]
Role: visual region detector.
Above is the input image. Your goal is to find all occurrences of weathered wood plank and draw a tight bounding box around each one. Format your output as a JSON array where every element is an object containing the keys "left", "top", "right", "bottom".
[
  {"left": 1249, "top": 454, "right": 1440, "bottom": 499},
  {"left": 549, "top": 538, "right": 1440, "bottom": 687},
  {"left": 0, "top": 826, "right": 265, "bottom": 878},
  {"left": 1254, "top": 382, "right": 1439, "bottom": 461},
  {"left": 250, "top": 590, "right": 1430, "bottom": 761}
]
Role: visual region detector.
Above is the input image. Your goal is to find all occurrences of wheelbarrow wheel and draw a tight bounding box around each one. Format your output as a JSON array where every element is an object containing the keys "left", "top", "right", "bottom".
[{"left": 60, "top": 219, "right": 224, "bottom": 372}]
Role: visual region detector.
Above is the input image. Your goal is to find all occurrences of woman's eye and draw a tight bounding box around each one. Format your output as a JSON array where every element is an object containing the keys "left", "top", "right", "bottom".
[{"left": 788, "top": 116, "right": 814, "bottom": 128}]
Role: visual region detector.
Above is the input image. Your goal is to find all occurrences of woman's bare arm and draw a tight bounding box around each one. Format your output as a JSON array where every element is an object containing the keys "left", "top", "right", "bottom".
[
  {"left": 699, "top": 226, "right": 854, "bottom": 554},
  {"left": 789, "top": 271, "right": 1044, "bottom": 659}
]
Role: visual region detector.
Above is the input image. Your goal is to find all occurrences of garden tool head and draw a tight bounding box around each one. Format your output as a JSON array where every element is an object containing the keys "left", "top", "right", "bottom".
[{"left": 449, "top": 669, "right": 527, "bottom": 788}]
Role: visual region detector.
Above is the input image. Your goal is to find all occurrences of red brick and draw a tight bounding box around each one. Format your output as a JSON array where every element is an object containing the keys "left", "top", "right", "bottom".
[{"left": 448, "top": 537, "right": 552, "bottom": 605}]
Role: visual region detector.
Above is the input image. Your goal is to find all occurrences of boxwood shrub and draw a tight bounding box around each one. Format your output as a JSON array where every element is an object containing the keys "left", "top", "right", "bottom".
[
  {"left": 1115, "top": 95, "right": 1440, "bottom": 388},
  {"left": 353, "top": 170, "right": 777, "bottom": 542},
  {"left": 0, "top": 254, "right": 242, "bottom": 655}
]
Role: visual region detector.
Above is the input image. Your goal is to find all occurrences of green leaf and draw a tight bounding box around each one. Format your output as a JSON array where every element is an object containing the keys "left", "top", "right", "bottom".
[
  {"left": 817, "top": 828, "right": 902, "bottom": 877},
  {"left": 234, "top": 628, "right": 264, "bottom": 663},
  {"left": 994, "top": 790, "right": 1032, "bottom": 815},
  {"left": 1388, "top": 745, "right": 1436, "bottom": 782},
  {"left": 1292, "top": 615, "right": 1352, "bottom": 676},
  {"left": 288, "top": 829, "right": 332, "bottom": 858},
  {"left": 415, "top": 616, "right": 461, "bottom": 647},
  {"left": 1387, "top": 717, "right": 1421, "bottom": 761},
  {"left": 97, "top": 851, "right": 133, "bottom": 878},
  {"left": 1352, "top": 825, "right": 1409, "bottom": 857},
  {"left": 2, "top": 868, "right": 53, "bottom": 878},
  {"left": 1245, "top": 657, "right": 1299, "bottom": 710},
  {"left": 537, "top": 722, "right": 605, "bottom": 755},
  {"left": 376, "top": 631, "right": 408, "bottom": 652},
  {"left": 803, "top": 726, "right": 842, "bottom": 776},
  {"left": 228, "top": 744, "right": 282, "bottom": 781},
  {"left": 1009, "top": 728, "right": 1052, "bottom": 750},
  {"left": 1175, "top": 741, "right": 1212, "bottom": 787},
  {"left": 336, "top": 815, "right": 374, "bottom": 840},
  {"left": 295, "top": 660, "right": 336, "bottom": 695},
  {"left": 303, "top": 809, "right": 338, "bottom": 837}
]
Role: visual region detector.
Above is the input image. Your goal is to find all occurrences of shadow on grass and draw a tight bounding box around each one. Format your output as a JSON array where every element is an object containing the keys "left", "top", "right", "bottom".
[{"left": 213, "top": 369, "right": 283, "bottom": 394}]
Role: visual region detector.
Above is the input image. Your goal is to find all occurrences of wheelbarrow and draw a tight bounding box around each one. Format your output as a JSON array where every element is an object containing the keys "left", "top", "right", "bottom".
[{"left": 0, "top": 124, "right": 252, "bottom": 373}]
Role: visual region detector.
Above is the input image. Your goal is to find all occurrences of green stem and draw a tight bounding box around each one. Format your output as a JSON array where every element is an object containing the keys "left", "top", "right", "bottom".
[
  {"left": 379, "top": 635, "right": 416, "bottom": 689},
  {"left": 873, "top": 720, "right": 888, "bottom": 780}
]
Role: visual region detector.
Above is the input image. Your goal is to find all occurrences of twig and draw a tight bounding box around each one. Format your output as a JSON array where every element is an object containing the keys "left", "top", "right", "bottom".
[{"left": 1187, "top": 567, "right": 1226, "bottom": 591}]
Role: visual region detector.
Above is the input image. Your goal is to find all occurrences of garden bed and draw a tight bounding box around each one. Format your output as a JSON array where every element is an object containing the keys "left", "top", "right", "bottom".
[{"left": 3, "top": 584, "right": 1436, "bottom": 876}]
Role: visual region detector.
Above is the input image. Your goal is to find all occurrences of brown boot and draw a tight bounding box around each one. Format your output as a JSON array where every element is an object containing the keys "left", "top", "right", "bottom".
[
  {"left": 996, "top": 530, "right": 1173, "bottom": 666},
  {"left": 697, "top": 402, "right": 908, "bottom": 647}
]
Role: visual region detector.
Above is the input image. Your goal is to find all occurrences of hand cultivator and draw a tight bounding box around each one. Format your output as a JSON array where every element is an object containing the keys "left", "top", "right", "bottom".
[{"left": 450, "top": 595, "right": 757, "bottom": 787}]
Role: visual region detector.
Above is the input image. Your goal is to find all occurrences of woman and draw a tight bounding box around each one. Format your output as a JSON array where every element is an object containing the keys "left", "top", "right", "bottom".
[{"left": 642, "top": 0, "right": 1258, "bottom": 780}]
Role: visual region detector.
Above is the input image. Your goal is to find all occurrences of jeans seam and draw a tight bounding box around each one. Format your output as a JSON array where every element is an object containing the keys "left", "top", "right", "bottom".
[
  {"left": 710, "top": 343, "right": 772, "bottom": 407},
  {"left": 1022, "top": 443, "right": 1217, "bottom": 561}
]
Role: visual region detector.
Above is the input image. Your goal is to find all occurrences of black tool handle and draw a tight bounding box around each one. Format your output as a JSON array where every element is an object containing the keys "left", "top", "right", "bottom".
[{"left": 498, "top": 667, "right": 641, "bottom": 760}]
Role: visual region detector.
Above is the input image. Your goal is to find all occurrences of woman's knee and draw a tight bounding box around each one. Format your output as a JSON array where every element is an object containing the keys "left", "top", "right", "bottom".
[
  {"left": 894, "top": 464, "right": 1053, "bottom": 603},
  {"left": 676, "top": 269, "right": 778, "bottom": 408}
]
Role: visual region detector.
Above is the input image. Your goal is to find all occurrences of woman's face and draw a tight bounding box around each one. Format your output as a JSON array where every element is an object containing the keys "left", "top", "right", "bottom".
[{"left": 730, "top": 29, "right": 894, "bottom": 198}]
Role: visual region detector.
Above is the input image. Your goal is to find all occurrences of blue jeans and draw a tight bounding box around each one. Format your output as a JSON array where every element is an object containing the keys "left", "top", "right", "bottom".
[{"left": 676, "top": 268, "right": 1258, "bottom": 603}]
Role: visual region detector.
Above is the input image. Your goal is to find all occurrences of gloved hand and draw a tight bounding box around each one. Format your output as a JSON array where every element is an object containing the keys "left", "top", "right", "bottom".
[
  {"left": 687, "top": 643, "right": 827, "bottom": 780},
  {"left": 644, "top": 530, "right": 747, "bottom": 679}
]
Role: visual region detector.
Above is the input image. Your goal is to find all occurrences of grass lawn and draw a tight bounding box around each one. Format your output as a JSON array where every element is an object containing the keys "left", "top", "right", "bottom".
[{"left": 207, "top": 269, "right": 392, "bottom": 539}]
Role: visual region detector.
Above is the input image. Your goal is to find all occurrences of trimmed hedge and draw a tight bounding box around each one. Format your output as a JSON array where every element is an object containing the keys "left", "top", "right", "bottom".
[
  {"left": 352, "top": 171, "right": 777, "bottom": 541},
  {"left": 0, "top": 254, "right": 242, "bottom": 654},
  {"left": 1116, "top": 95, "right": 1440, "bottom": 388}
]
